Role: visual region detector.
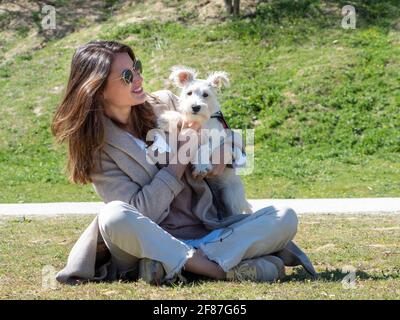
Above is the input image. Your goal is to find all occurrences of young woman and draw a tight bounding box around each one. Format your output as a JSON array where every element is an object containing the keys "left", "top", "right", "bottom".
[{"left": 52, "top": 40, "right": 316, "bottom": 285}]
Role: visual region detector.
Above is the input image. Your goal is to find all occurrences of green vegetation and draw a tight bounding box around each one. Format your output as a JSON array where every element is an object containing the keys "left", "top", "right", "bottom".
[{"left": 0, "top": 0, "right": 399, "bottom": 202}]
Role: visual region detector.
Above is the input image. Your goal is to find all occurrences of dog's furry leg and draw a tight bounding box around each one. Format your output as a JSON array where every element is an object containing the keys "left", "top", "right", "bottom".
[
  {"left": 212, "top": 170, "right": 252, "bottom": 215},
  {"left": 192, "top": 143, "right": 213, "bottom": 177}
]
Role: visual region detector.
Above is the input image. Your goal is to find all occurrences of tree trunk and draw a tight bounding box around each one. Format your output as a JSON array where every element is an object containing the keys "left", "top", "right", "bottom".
[
  {"left": 224, "top": 0, "right": 233, "bottom": 15},
  {"left": 233, "top": 0, "right": 240, "bottom": 16}
]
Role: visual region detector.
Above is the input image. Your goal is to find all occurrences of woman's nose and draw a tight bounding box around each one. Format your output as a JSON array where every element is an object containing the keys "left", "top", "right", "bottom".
[{"left": 133, "top": 74, "right": 143, "bottom": 86}]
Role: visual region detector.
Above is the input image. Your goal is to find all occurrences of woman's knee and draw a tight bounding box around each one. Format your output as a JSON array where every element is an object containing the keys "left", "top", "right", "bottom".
[
  {"left": 98, "top": 200, "right": 142, "bottom": 238},
  {"left": 276, "top": 206, "right": 298, "bottom": 238}
]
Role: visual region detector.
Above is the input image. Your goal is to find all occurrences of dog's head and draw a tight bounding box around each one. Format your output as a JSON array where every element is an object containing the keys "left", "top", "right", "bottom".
[{"left": 169, "top": 65, "right": 230, "bottom": 124}]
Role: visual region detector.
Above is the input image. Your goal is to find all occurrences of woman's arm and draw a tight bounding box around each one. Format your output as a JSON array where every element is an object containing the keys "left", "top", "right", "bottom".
[
  {"left": 90, "top": 122, "right": 201, "bottom": 224},
  {"left": 90, "top": 150, "right": 185, "bottom": 224}
]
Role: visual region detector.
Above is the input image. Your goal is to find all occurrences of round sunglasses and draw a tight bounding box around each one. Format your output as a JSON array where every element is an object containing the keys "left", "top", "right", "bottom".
[{"left": 111, "top": 59, "right": 143, "bottom": 85}]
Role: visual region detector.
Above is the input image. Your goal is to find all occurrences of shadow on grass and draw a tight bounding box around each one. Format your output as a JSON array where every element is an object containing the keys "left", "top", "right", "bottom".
[
  {"left": 287, "top": 267, "right": 400, "bottom": 283},
  {"left": 173, "top": 266, "right": 400, "bottom": 287}
]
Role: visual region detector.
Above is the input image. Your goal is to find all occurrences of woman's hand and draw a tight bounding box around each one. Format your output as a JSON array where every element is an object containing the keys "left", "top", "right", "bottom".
[
  {"left": 206, "top": 145, "right": 228, "bottom": 178},
  {"left": 194, "top": 141, "right": 229, "bottom": 179},
  {"left": 207, "top": 163, "right": 227, "bottom": 178},
  {"left": 181, "top": 119, "right": 201, "bottom": 132},
  {"left": 178, "top": 120, "right": 202, "bottom": 161},
  {"left": 166, "top": 120, "right": 202, "bottom": 180}
]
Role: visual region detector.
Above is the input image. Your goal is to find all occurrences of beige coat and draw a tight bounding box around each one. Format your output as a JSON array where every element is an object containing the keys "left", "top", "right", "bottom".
[{"left": 56, "top": 90, "right": 249, "bottom": 284}]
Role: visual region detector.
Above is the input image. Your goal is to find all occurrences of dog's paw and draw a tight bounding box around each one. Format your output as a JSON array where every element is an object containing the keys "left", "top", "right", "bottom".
[
  {"left": 157, "top": 111, "right": 182, "bottom": 132},
  {"left": 192, "top": 163, "right": 213, "bottom": 178}
]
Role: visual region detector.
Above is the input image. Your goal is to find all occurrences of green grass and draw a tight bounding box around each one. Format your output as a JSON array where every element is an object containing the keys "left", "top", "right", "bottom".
[
  {"left": 1, "top": 214, "right": 399, "bottom": 299},
  {"left": 0, "top": 0, "right": 399, "bottom": 202}
]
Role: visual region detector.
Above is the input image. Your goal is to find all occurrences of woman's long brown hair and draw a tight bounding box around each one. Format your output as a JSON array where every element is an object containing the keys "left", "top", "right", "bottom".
[{"left": 52, "top": 40, "right": 160, "bottom": 185}]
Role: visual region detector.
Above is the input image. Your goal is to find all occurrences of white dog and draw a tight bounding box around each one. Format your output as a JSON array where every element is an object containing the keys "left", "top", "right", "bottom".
[{"left": 157, "top": 65, "right": 252, "bottom": 217}]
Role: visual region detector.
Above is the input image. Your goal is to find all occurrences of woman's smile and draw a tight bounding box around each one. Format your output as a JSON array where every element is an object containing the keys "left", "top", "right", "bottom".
[{"left": 131, "top": 85, "right": 144, "bottom": 95}]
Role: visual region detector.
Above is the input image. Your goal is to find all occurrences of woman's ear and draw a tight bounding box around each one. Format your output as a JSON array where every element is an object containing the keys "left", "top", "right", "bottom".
[
  {"left": 206, "top": 71, "right": 230, "bottom": 89},
  {"left": 169, "top": 65, "right": 197, "bottom": 88}
]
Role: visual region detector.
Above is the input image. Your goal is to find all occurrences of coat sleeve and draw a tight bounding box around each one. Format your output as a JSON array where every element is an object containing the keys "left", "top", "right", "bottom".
[
  {"left": 90, "top": 150, "right": 185, "bottom": 224},
  {"left": 150, "top": 89, "right": 179, "bottom": 114}
]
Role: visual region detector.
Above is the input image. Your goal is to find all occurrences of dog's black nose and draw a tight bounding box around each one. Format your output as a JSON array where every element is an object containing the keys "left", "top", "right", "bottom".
[{"left": 192, "top": 105, "right": 201, "bottom": 113}]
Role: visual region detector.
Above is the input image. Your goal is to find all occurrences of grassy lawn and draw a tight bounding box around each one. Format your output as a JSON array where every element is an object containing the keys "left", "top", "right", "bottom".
[
  {"left": 0, "top": 213, "right": 399, "bottom": 300},
  {"left": 0, "top": 0, "right": 399, "bottom": 203}
]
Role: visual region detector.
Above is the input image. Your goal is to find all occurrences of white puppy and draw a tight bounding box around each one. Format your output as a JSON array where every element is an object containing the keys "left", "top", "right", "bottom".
[{"left": 158, "top": 65, "right": 252, "bottom": 217}]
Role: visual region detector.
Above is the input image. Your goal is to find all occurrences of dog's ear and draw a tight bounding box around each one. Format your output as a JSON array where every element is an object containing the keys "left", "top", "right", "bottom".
[
  {"left": 206, "top": 71, "right": 230, "bottom": 89},
  {"left": 169, "top": 66, "right": 197, "bottom": 88}
]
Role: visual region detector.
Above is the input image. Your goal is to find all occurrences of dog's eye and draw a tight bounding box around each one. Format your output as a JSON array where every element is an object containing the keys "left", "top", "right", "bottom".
[
  {"left": 187, "top": 91, "right": 192, "bottom": 96},
  {"left": 202, "top": 92, "right": 208, "bottom": 98}
]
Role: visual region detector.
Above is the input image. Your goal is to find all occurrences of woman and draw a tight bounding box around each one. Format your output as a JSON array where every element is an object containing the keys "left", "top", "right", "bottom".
[{"left": 52, "top": 40, "right": 316, "bottom": 285}]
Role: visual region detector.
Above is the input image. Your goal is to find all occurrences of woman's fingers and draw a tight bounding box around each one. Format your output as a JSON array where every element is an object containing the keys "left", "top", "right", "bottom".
[
  {"left": 188, "top": 121, "right": 201, "bottom": 131},
  {"left": 181, "top": 119, "right": 201, "bottom": 131},
  {"left": 193, "top": 163, "right": 226, "bottom": 180},
  {"left": 195, "top": 170, "right": 209, "bottom": 180},
  {"left": 207, "top": 163, "right": 226, "bottom": 177}
]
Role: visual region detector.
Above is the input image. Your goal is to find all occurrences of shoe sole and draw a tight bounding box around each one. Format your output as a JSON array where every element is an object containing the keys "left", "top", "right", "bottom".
[{"left": 275, "top": 242, "right": 318, "bottom": 280}]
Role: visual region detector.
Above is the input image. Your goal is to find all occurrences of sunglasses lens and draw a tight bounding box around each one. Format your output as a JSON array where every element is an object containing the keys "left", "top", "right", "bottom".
[
  {"left": 134, "top": 59, "right": 143, "bottom": 74},
  {"left": 121, "top": 69, "right": 133, "bottom": 84}
]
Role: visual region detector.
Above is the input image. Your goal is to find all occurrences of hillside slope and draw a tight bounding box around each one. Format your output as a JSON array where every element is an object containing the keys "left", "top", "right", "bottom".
[{"left": 0, "top": 0, "right": 399, "bottom": 202}]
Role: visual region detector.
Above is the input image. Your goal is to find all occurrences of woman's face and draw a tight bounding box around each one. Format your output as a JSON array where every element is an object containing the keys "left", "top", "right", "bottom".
[{"left": 102, "top": 52, "right": 146, "bottom": 110}]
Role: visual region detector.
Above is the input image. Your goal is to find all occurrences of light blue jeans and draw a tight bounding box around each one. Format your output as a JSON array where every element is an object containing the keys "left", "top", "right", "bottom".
[{"left": 179, "top": 228, "right": 225, "bottom": 249}]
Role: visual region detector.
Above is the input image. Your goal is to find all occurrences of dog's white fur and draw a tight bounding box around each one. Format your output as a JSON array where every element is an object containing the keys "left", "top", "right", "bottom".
[{"left": 158, "top": 65, "right": 252, "bottom": 216}]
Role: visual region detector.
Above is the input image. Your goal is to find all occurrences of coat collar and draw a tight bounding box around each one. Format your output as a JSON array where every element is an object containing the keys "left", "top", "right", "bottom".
[{"left": 101, "top": 113, "right": 159, "bottom": 178}]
